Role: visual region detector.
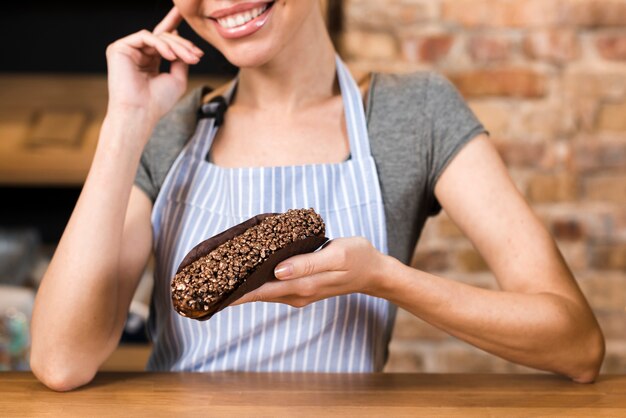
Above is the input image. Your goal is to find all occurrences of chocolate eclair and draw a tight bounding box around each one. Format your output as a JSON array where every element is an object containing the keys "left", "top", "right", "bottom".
[{"left": 171, "top": 208, "right": 329, "bottom": 321}]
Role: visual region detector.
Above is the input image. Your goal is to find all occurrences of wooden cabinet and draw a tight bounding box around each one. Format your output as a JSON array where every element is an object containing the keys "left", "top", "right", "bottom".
[{"left": 0, "top": 75, "right": 225, "bottom": 186}]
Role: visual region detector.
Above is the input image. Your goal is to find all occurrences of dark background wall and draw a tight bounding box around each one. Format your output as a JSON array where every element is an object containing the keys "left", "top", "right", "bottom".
[{"left": 0, "top": 1, "right": 237, "bottom": 75}]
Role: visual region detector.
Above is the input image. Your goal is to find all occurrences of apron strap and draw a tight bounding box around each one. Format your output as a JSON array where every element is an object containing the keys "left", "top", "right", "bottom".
[
  {"left": 335, "top": 55, "right": 371, "bottom": 160},
  {"left": 196, "top": 80, "right": 239, "bottom": 161}
]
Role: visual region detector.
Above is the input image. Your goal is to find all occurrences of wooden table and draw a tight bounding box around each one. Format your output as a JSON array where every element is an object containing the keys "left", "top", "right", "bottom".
[{"left": 1, "top": 372, "right": 625, "bottom": 417}]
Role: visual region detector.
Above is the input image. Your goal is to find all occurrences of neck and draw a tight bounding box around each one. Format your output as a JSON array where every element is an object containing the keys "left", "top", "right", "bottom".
[{"left": 234, "top": 10, "right": 337, "bottom": 112}]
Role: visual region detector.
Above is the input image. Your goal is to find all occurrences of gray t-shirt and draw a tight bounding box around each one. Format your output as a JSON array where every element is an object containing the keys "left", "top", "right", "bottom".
[{"left": 135, "top": 72, "right": 486, "bottom": 266}]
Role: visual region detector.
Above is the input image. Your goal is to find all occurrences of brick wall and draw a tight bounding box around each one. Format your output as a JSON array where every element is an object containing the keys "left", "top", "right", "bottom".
[{"left": 340, "top": 0, "right": 626, "bottom": 374}]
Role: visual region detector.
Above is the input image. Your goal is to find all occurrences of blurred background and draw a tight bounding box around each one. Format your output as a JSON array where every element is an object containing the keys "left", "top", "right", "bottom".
[{"left": 0, "top": 0, "right": 624, "bottom": 374}]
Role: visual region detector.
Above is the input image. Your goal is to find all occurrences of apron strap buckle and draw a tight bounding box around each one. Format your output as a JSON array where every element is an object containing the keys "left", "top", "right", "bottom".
[{"left": 198, "top": 95, "right": 229, "bottom": 127}]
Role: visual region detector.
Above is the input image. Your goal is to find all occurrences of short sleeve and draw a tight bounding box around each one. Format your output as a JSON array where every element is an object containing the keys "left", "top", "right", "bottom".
[
  {"left": 132, "top": 86, "right": 206, "bottom": 204},
  {"left": 134, "top": 152, "right": 158, "bottom": 203},
  {"left": 426, "top": 73, "right": 488, "bottom": 215}
]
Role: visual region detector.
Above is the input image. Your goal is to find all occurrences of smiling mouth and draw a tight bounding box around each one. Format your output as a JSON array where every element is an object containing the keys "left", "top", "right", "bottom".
[{"left": 210, "top": 1, "right": 275, "bottom": 30}]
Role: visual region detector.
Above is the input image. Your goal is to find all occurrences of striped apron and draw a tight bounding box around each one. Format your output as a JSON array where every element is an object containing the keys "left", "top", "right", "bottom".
[{"left": 147, "top": 56, "right": 392, "bottom": 372}]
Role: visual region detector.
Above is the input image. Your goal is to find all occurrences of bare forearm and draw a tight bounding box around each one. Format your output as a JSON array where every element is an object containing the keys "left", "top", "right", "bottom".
[
  {"left": 374, "top": 255, "right": 604, "bottom": 382},
  {"left": 31, "top": 113, "right": 153, "bottom": 386}
]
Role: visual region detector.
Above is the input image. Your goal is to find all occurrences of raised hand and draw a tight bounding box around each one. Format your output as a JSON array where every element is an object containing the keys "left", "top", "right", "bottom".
[{"left": 104, "top": 7, "right": 204, "bottom": 131}]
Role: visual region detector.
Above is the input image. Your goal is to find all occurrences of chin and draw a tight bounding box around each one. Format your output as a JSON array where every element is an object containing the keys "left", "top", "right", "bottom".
[
  {"left": 219, "top": 42, "right": 279, "bottom": 68},
  {"left": 186, "top": 19, "right": 284, "bottom": 69}
]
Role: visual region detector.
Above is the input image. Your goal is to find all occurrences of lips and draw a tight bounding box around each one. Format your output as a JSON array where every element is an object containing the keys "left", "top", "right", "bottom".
[{"left": 208, "top": 1, "right": 275, "bottom": 40}]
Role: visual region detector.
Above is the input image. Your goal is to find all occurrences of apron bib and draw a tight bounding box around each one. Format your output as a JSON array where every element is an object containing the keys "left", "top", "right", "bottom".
[{"left": 148, "top": 56, "right": 392, "bottom": 372}]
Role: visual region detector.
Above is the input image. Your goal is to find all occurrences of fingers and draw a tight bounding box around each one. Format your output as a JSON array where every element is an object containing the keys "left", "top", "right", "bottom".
[
  {"left": 169, "top": 59, "right": 189, "bottom": 85},
  {"left": 108, "top": 6, "right": 202, "bottom": 68},
  {"left": 123, "top": 30, "right": 202, "bottom": 64},
  {"left": 231, "top": 273, "right": 341, "bottom": 308},
  {"left": 161, "top": 31, "right": 202, "bottom": 54},
  {"left": 274, "top": 240, "right": 346, "bottom": 280},
  {"left": 160, "top": 32, "right": 204, "bottom": 63},
  {"left": 123, "top": 30, "right": 176, "bottom": 61},
  {"left": 232, "top": 280, "right": 301, "bottom": 305},
  {"left": 153, "top": 6, "right": 184, "bottom": 35}
]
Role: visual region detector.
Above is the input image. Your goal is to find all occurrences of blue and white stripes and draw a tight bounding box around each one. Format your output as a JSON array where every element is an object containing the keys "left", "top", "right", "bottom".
[{"left": 147, "top": 56, "right": 391, "bottom": 372}]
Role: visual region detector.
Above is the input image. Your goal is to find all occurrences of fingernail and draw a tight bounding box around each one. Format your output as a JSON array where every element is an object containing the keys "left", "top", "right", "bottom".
[{"left": 274, "top": 263, "right": 293, "bottom": 279}]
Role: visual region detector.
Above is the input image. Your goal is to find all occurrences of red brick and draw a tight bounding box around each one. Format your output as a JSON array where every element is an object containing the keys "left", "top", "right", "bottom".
[
  {"left": 457, "top": 249, "right": 489, "bottom": 273},
  {"left": 543, "top": 207, "right": 624, "bottom": 243},
  {"left": 595, "top": 310, "right": 626, "bottom": 340},
  {"left": 562, "top": 67, "right": 626, "bottom": 131},
  {"left": 509, "top": 363, "right": 550, "bottom": 374},
  {"left": 344, "top": 0, "right": 438, "bottom": 29},
  {"left": 492, "top": 140, "right": 547, "bottom": 168},
  {"left": 551, "top": 219, "right": 585, "bottom": 241},
  {"left": 468, "top": 102, "right": 511, "bottom": 137},
  {"left": 442, "top": 0, "right": 561, "bottom": 28},
  {"left": 563, "top": 68, "right": 626, "bottom": 99},
  {"left": 396, "top": 3, "right": 440, "bottom": 25},
  {"left": 448, "top": 69, "right": 548, "bottom": 98},
  {"left": 527, "top": 173, "right": 578, "bottom": 203},
  {"left": 392, "top": 309, "right": 449, "bottom": 341},
  {"left": 583, "top": 174, "right": 626, "bottom": 204},
  {"left": 573, "top": 140, "right": 626, "bottom": 173},
  {"left": 412, "top": 249, "right": 450, "bottom": 272},
  {"left": 443, "top": 0, "right": 626, "bottom": 28},
  {"left": 438, "top": 216, "right": 465, "bottom": 238},
  {"left": 596, "top": 33, "right": 626, "bottom": 60},
  {"left": 597, "top": 102, "right": 626, "bottom": 131},
  {"left": 402, "top": 35, "right": 454, "bottom": 63},
  {"left": 441, "top": 0, "right": 492, "bottom": 27},
  {"left": 557, "top": 242, "right": 589, "bottom": 271},
  {"left": 341, "top": 30, "right": 398, "bottom": 60},
  {"left": 448, "top": 272, "right": 499, "bottom": 290},
  {"left": 581, "top": 273, "right": 626, "bottom": 309},
  {"left": 589, "top": 244, "right": 626, "bottom": 269},
  {"left": 602, "top": 343, "right": 626, "bottom": 374},
  {"left": 384, "top": 342, "right": 426, "bottom": 373},
  {"left": 435, "top": 344, "right": 512, "bottom": 373},
  {"left": 562, "top": 0, "right": 626, "bottom": 28},
  {"left": 468, "top": 34, "right": 512, "bottom": 63},
  {"left": 524, "top": 29, "right": 580, "bottom": 64},
  {"left": 520, "top": 106, "right": 575, "bottom": 140}
]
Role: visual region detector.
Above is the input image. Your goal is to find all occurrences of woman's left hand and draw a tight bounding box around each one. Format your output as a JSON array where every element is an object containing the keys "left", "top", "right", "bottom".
[{"left": 231, "top": 237, "right": 388, "bottom": 308}]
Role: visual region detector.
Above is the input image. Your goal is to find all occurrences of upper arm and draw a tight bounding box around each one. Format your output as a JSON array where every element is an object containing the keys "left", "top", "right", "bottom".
[
  {"left": 116, "top": 185, "right": 153, "bottom": 310},
  {"left": 434, "top": 134, "right": 586, "bottom": 303}
]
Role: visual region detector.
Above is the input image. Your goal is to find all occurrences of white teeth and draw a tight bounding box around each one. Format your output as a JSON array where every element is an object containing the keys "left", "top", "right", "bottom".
[{"left": 216, "top": 4, "right": 269, "bottom": 29}]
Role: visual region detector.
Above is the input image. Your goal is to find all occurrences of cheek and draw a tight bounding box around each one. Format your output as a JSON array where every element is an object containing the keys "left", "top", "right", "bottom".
[
  {"left": 174, "top": 1, "right": 223, "bottom": 46},
  {"left": 173, "top": 0, "right": 212, "bottom": 33},
  {"left": 172, "top": 0, "right": 196, "bottom": 17}
]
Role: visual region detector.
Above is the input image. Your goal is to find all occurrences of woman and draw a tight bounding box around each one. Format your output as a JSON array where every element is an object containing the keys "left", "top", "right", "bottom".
[{"left": 31, "top": 1, "right": 604, "bottom": 391}]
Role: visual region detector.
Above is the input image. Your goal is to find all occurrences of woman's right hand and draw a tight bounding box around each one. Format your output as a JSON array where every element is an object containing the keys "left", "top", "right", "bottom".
[{"left": 105, "top": 7, "right": 204, "bottom": 129}]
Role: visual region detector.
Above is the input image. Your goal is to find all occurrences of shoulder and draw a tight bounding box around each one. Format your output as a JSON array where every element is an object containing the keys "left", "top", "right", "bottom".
[
  {"left": 150, "top": 85, "right": 204, "bottom": 147},
  {"left": 371, "top": 71, "right": 461, "bottom": 111},
  {"left": 140, "top": 87, "right": 201, "bottom": 178}
]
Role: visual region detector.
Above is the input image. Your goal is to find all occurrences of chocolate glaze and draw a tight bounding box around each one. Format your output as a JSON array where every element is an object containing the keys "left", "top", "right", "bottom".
[{"left": 171, "top": 210, "right": 328, "bottom": 321}]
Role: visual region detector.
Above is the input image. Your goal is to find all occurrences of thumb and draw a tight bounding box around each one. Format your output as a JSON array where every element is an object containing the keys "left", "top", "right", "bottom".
[{"left": 169, "top": 58, "right": 189, "bottom": 87}]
